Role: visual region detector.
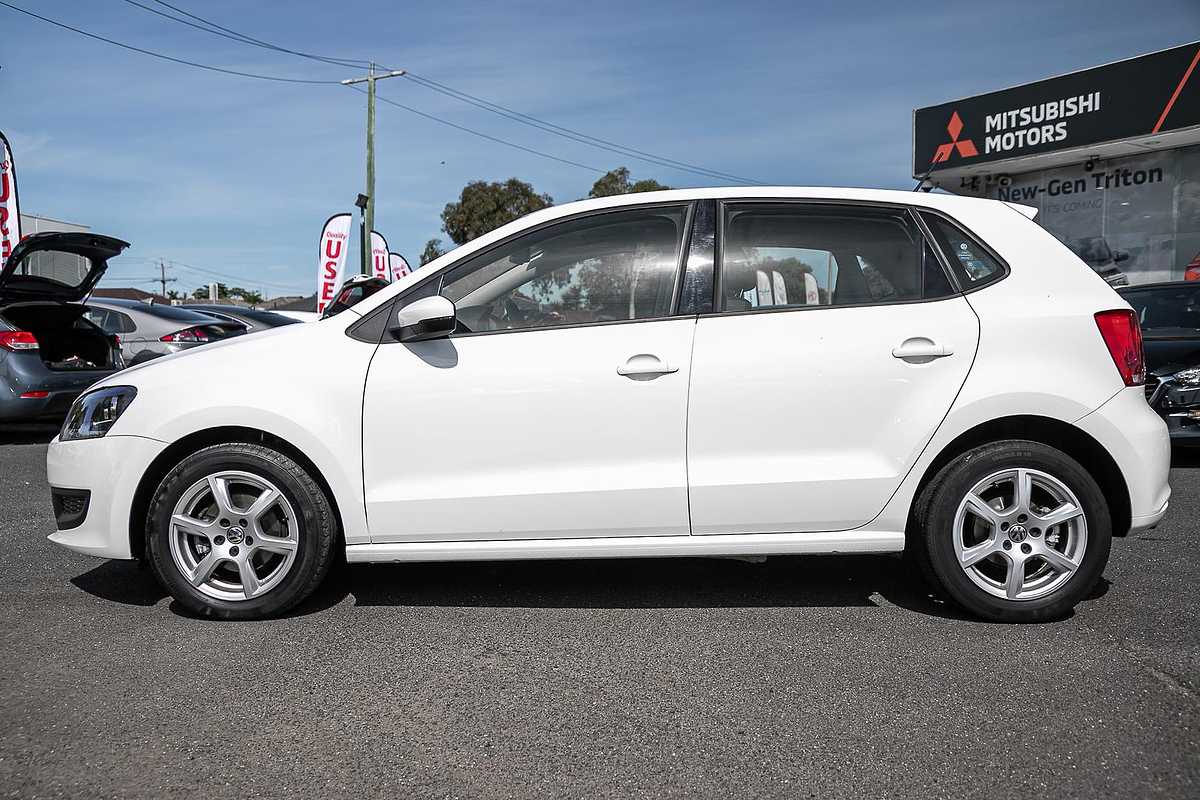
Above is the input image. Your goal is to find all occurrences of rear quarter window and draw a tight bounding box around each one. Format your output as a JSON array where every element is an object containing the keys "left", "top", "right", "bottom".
[{"left": 921, "top": 212, "right": 1006, "bottom": 288}]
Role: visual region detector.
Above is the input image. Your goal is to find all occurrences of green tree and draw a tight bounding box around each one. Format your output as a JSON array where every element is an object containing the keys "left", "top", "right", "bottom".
[
  {"left": 441, "top": 178, "right": 553, "bottom": 245},
  {"left": 165, "top": 289, "right": 180, "bottom": 301},
  {"left": 420, "top": 239, "right": 446, "bottom": 266},
  {"left": 588, "top": 167, "right": 670, "bottom": 198},
  {"left": 240, "top": 290, "right": 264, "bottom": 305}
]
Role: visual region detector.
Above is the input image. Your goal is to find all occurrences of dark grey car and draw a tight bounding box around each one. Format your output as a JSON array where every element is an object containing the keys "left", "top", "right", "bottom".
[
  {"left": 180, "top": 304, "right": 300, "bottom": 333},
  {"left": 0, "top": 232, "right": 127, "bottom": 422},
  {"left": 84, "top": 299, "right": 246, "bottom": 365}
]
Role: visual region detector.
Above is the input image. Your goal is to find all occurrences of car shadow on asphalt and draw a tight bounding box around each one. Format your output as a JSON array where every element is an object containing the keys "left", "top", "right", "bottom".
[
  {"left": 71, "top": 553, "right": 1115, "bottom": 622},
  {"left": 1172, "top": 445, "right": 1200, "bottom": 468},
  {"left": 0, "top": 423, "right": 59, "bottom": 445},
  {"left": 69, "top": 554, "right": 973, "bottom": 621}
]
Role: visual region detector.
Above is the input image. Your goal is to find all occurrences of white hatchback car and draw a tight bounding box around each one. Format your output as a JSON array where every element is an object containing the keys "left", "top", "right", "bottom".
[{"left": 46, "top": 188, "right": 1170, "bottom": 622}]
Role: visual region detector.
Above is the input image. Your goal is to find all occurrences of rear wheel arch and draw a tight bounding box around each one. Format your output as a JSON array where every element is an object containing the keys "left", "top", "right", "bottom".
[
  {"left": 909, "top": 415, "right": 1131, "bottom": 538},
  {"left": 128, "top": 426, "right": 345, "bottom": 560}
]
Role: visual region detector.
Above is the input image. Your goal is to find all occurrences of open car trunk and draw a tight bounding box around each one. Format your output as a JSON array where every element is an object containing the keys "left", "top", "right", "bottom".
[{"left": 0, "top": 302, "right": 117, "bottom": 371}]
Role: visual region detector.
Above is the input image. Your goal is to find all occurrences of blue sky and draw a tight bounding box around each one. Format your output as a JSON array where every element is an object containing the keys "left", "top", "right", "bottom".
[{"left": 2, "top": 0, "right": 1198, "bottom": 298}]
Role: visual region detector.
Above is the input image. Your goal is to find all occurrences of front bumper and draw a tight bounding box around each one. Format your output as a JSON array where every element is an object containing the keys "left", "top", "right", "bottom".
[
  {"left": 46, "top": 433, "right": 168, "bottom": 559},
  {"left": 1075, "top": 385, "right": 1172, "bottom": 534},
  {"left": 1145, "top": 375, "right": 1200, "bottom": 442}
]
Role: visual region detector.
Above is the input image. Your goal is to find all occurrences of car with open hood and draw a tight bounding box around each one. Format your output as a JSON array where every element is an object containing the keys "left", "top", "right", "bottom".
[{"left": 0, "top": 232, "right": 127, "bottom": 422}]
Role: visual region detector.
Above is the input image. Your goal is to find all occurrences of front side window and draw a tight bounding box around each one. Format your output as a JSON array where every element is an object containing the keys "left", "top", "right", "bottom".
[
  {"left": 439, "top": 205, "right": 688, "bottom": 334},
  {"left": 719, "top": 204, "right": 954, "bottom": 312}
]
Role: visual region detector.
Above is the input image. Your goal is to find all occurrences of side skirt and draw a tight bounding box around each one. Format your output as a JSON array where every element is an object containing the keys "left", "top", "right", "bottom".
[{"left": 344, "top": 530, "right": 904, "bottom": 563}]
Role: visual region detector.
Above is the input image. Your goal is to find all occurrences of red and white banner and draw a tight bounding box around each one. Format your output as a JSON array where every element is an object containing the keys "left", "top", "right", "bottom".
[
  {"left": 0, "top": 131, "right": 20, "bottom": 270},
  {"left": 370, "top": 230, "right": 389, "bottom": 282},
  {"left": 388, "top": 252, "right": 411, "bottom": 281},
  {"left": 316, "top": 213, "right": 352, "bottom": 314}
]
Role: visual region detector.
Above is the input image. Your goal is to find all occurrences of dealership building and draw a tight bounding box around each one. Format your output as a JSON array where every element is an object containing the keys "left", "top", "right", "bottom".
[{"left": 914, "top": 41, "right": 1200, "bottom": 285}]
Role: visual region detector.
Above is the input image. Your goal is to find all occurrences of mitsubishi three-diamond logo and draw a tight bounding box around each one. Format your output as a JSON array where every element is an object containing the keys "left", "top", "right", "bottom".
[{"left": 932, "top": 111, "right": 979, "bottom": 164}]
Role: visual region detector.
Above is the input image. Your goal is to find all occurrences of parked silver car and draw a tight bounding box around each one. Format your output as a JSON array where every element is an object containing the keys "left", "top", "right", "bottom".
[{"left": 84, "top": 299, "right": 246, "bottom": 365}]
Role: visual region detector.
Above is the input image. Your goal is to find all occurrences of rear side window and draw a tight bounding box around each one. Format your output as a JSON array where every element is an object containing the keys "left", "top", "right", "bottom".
[
  {"left": 85, "top": 308, "right": 135, "bottom": 333},
  {"left": 921, "top": 212, "right": 1005, "bottom": 288},
  {"left": 718, "top": 204, "right": 955, "bottom": 312}
]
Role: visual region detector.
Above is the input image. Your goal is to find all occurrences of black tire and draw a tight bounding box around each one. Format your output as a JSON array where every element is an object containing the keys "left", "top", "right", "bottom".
[
  {"left": 146, "top": 443, "right": 336, "bottom": 620},
  {"left": 913, "top": 440, "right": 1111, "bottom": 623}
]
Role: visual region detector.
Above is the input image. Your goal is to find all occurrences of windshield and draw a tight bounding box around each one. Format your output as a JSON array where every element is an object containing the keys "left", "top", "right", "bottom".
[{"left": 1121, "top": 284, "right": 1200, "bottom": 336}]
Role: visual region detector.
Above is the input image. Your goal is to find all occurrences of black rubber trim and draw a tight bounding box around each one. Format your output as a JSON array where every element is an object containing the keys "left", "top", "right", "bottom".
[{"left": 51, "top": 487, "right": 90, "bottom": 530}]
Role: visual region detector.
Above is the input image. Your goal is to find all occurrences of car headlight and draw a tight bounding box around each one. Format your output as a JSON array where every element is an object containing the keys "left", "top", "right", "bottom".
[
  {"left": 60, "top": 386, "right": 137, "bottom": 441},
  {"left": 1173, "top": 368, "right": 1200, "bottom": 388}
]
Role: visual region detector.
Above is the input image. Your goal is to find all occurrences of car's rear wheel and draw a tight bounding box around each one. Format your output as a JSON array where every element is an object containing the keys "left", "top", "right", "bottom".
[
  {"left": 914, "top": 440, "right": 1111, "bottom": 622},
  {"left": 146, "top": 443, "right": 336, "bottom": 619}
]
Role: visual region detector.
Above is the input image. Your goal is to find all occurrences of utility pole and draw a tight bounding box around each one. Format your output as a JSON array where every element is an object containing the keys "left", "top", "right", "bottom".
[
  {"left": 342, "top": 63, "right": 405, "bottom": 274},
  {"left": 157, "top": 259, "right": 177, "bottom": 298}
]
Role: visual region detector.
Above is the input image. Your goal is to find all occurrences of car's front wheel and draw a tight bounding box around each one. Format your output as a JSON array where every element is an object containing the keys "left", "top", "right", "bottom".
[
  {"left": 146, "top": 443, "right": 336, "bottom": 619},
  {"left": 913, "top": 440, "right": 1111, "bottom": 622}
]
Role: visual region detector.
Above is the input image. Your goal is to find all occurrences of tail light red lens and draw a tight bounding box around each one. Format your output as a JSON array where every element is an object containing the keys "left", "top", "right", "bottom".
[
  {"left": 1094, "top": 309, "right": 1145, "bottom": 386},
  {"left": 19, "top": 391, "right": 49, "bottom": 399},
  {"left": 0, "top": 331, "right": 39, "bottom": 351},
  {"left": 1186, "top": 264, "right": 1200, "bottom": 281},
  {"left": 161, "top": 327, "right": 210, "bottom": 343}
]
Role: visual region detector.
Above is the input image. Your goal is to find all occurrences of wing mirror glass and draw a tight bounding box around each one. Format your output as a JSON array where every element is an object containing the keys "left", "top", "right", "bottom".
[{"left": 391, "top": 295, "right": 456, "bottom": 342}]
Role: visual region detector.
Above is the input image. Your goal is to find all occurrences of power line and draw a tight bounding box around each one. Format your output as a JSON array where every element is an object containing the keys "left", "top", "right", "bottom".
[
  {"left": 0, "top": 1, "right": 341, "bottom": 84},
  {"left": 117, "top": 1, "right": 756, "bottom": 184},
  {"left": 400, "top": 72, "right": 761, "bottom": 184},
  {"left": 360, "top": 86, "right": 604, "bottom": 174},
  {"left": 121, "top": 0, "right": 368, "bottom": 69}
]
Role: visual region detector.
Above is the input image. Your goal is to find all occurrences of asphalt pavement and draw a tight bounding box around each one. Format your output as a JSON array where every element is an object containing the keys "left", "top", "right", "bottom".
[{"left": 1, "top": 424, "right": 1197, "bottom": 799}]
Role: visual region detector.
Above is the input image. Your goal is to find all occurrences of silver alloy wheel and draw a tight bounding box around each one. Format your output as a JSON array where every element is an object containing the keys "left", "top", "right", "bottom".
[
  {"left": 168, "top": 470, "right": 298, "bottom": 602},
  {"left": 952, "top": 468, "right": 1088, "bottom": 601}
]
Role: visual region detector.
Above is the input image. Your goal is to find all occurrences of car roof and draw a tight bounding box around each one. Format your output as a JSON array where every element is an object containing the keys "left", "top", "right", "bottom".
[{"left": 88, "top": 298, "right": 222, "bottom": 322}]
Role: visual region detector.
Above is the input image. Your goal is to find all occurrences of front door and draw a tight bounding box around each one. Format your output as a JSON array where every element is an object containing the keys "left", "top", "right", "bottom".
[
  {"left": 362, "top": 203, "right": 696, "bottom": 542},
  {"left": 686, "top": 201, "right": 982, "bottom": 534}
]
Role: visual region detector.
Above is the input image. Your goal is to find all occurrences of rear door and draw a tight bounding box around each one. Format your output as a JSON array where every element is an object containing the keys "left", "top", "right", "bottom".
[{"left": 686, "top": 201, "right": 981, "bottom": 534}]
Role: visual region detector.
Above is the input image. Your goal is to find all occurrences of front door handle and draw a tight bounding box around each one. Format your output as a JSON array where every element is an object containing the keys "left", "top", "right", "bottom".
[
  {"left": 892, "top": 338, "right": 954, "bottom": 361},
  {"left": 617, "top": 354, "right": 679, "bottom": 377}
]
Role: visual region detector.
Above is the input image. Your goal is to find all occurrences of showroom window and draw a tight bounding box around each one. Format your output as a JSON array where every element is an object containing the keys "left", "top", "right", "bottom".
[
  {"left": 438, "top": 205, "right": 688, "bottom": 334},
  {"left": 718, "top": 204, "right": 954, "bottom": 312},
  {"left": 921, "top": 213, "right": 1005, "bottom": 287}
]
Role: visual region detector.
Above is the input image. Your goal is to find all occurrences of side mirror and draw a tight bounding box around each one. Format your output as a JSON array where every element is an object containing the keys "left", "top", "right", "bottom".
[
  {"left": 391, "top": 295, "right": 456, "bottom": 342},
  {"left": 1114, "top": 250, "right": 1131, "bottom": 264}
]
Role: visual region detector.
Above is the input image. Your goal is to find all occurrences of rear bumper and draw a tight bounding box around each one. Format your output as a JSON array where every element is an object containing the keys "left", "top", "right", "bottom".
[
  {"left": 46, "top": 433, "right": 168, "bottom": 559},
  {"left": 0, "top": 355, "right": 115, "bottom": 421},
  {"left": 0, "top": 388, "right": 78, "bottom": 421},
  {"left": 1075, "top": 385, "right": 1172, "bottom": 534}
]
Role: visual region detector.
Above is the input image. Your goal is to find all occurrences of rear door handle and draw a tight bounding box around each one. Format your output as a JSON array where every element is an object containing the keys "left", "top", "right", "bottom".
[
  {"left": 617, "top": 354, "right": 679, "bottom": 377},
  {"left": 892, "top": 338, "right": 954, "bottom": 361}
]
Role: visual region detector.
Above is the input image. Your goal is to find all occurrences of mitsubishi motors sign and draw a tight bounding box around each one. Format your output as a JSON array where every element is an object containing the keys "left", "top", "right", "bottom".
[{"left": 914, "top": 41, "right": 1200, "bottom": 175}]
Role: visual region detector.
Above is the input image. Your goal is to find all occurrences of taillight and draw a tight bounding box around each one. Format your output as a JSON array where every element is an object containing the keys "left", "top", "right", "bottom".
[
  {"left": 1185, "top": 264, "right": 1200, "bottom": 281},
  {"left": 161, "top": 327, "right": 210, "bottom": 343},
  {"left": 0, "top": 331, "right": 39, "bottom": 351},
  {"left": 1094, "top": 309, "right": 1145, "bottom": 386},
  {"left": 111, "top": 334, "right": 121, "bottom": 347}
]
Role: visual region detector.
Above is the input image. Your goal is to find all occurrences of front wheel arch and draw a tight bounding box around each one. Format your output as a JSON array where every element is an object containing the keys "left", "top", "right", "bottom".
[
  {"left": 128, "top": 426, "right": 344, "bottom": 561},
  {"left": 908, "top": 415, "right": 1131, "bottom": 540}
]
